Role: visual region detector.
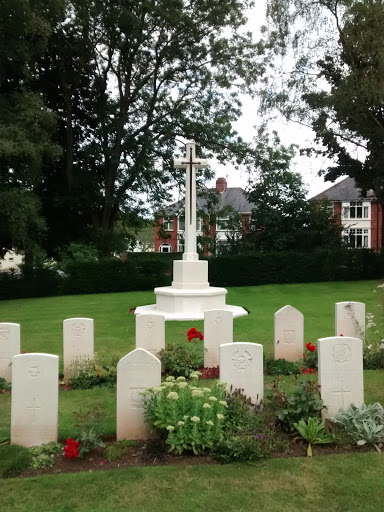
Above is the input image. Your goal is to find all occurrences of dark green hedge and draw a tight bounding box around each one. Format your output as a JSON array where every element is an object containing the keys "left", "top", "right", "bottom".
[{"left": 0, "top": 249, "right": 383, "bottom": 300}]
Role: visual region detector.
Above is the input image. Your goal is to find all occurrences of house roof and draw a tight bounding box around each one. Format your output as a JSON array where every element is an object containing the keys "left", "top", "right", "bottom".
[
  {"left": 310, "top": 177, "right": 376, "bottom": 202},
  {"left": 164, "top": 187, "right": 254, "bottom": 215}
]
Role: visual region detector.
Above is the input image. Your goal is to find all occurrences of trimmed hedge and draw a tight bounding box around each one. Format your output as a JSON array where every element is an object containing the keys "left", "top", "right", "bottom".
[{"left": 0, "top": 249, "right": 383, "bottom": 300}]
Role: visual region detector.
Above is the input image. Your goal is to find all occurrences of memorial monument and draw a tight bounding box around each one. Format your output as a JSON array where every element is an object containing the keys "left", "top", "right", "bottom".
[{"left": 135, "top": 142, "right": 248, "bottom": 320}]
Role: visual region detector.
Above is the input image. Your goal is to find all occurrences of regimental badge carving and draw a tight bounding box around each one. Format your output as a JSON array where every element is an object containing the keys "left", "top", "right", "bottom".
[
  {"left": 28, "top": 362, "right": 41, "bottom": 378},
  {"left": 332, "top": 343, "right": 352, "bottom": 364},
  {"left": 130, "top": 388, "right": 145, "bottom": 408},
  {"left": 146, "top": 319, "right": 155, "bottom": 330},
  {"left": 0, "top": 327, "right": 9, "bottom": 343},
  {"left": 215, "top": 315, "right": 223, "bottom": 325},
  {"left": 71, "top": 322, "right": 85, "bottom": 337},
  {"left": 283, "top": 330, "right": 295, "bottom": 344},
  {"left": 232, "top": 351, "right": 252, "bottom": 370}
]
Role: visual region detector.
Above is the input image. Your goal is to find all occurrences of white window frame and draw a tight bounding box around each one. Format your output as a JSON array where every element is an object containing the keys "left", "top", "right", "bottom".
[
  {"left": 342, "top": 228, "right": 370, "bottom": 248},
  {"left": 158, "top": 243, "right": 172, "bottom": 253},
  {"left": 216, "top": 217, "right": 229, "bottom": 231},
  {"left": 163, "top": 217, "right": 174, "bottom": 231},
  {"left": 342, "top": 202, "right": 370, "bottom": 220}
]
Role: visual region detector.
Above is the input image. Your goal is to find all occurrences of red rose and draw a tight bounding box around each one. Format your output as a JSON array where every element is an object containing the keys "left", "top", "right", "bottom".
[{"left": 187, "top": 328, "right": 197, "bottom": 336}]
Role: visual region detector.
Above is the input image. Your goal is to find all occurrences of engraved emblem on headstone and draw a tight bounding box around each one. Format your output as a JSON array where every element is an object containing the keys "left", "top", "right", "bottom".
[
  {"left": 283, "top": 329, "right": 295, "bottom": 344},
  {"left": 232, "top": 351, "right": 252, "bottom": 370},
  {"left": 28, "top": 362, "right": 40, "bottom": 378},
  {"left": 332, "top": 343, "right": 352, "bottom": 364},
  {"left": 215, "top": 314, "right": 223, "bottom": 325},
  {"left": 0, "top": 327, "right": 9, "bottom": 343},
  {"left": 146, "top": 320, "right": 155, "bottom": 330},
  {"left": 71, "top": 322, "right": 85, "bottom": 337}
]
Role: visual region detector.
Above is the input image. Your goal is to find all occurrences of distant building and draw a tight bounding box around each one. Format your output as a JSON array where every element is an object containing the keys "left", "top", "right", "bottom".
[
  {"left": 311, "top": 177, "right": 382, "bottom": 249},
  {"left": 155, "top": 177, "right": 254, "bottom": 254},
  {"left": 0, "top": 251, "right": 23, "bottom": 271}
]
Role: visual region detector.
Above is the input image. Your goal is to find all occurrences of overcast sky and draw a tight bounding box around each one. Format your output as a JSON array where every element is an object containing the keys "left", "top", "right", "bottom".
[{"left": 205, "top": 1, "right": 344, "bottom": 199}]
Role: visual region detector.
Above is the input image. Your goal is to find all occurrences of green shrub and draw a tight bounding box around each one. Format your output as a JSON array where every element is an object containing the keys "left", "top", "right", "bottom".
[
  {"left": 103, "top": 440, "right": 139, "bottom": 461},
  {"left": 264, "top": 357, "right": 302, "bottom": 376},
  {"left": 0, "top": 378, "right": 11, "bottom": 391},
  {"left": 65, "top": 354, "right": 118, "bottom": 389},
  {"left": 143, "top": 373, "right": 228, "bottom": 455},
  {"left": 0, "top": 444, "right": 33, "bottom": 478},
  {"left": 270, "top": 378, "right": 324, "bottom": 433},
  {"left": 294, "top": 417, "right": 335, "bottom": 457},
  {"left": 160, "top": 343, "right": 202, "bottom": 378},
  {"left": 334, "top": 403, "right": 384, "bottom": 452},
  {"left": 212, "top": 389, "right": 287, "bottom": 463}
]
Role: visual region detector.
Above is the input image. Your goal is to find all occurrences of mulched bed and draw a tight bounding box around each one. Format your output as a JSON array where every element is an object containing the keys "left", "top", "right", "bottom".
[{"left": 16, "top": 438, "right": 375, "bottom": 479}]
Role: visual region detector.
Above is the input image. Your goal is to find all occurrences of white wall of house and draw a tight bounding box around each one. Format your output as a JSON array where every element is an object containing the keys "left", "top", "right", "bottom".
[{"left": 0, "top": 251, "right": 23, "bottom": 270}]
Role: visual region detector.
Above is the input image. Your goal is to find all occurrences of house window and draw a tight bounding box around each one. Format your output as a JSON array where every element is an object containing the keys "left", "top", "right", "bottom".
[
  {"left": 178, "top": 216, "right": 202, "bottom": 231},
  {"left": 343, "top": 228, "right": 370, "bottom": 248},
  {"left": 216, "top": 217, "right": 229, "bottom": 231},
  {"left": 163, "top": 217, "right": 174, "bottom": 231},
  {"left": 342, "top": 202, "right": 369, "bottom": 219},
  {"left": 159, "top": 243, "right": 172, "bottom": 253},
  {"left": 177, "top": 240, "right": 185, "bottom": 252}
]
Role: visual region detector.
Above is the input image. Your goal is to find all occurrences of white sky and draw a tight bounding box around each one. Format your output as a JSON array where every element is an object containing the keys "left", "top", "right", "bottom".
[{"left": 205, "top": 1, "right": 345, "bottom": 199}]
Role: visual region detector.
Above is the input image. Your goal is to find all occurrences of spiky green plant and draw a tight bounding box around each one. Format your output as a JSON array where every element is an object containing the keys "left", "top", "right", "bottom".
[{"left": 294, "top": 417, "right": 335, "bottom": 457}]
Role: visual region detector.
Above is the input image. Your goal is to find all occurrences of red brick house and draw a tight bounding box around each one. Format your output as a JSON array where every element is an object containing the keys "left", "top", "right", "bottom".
[
  {"left": 155, "top": 177, "right": 254, "bottom": 254},
  {"left": 311, "top": 177, "right": 382, "bottom": 249}
]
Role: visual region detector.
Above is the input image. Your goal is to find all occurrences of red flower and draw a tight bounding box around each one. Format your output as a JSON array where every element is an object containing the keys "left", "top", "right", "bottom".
[
  {"left": 21, "top": 351, "right": 27, "bottom": 354},
  {"left": 187, "top": 328, "right": 197, "bottom": 336},
  {"left": 64, "top": 438, "right": 80, "bottom": 460},
  {"left": 306, "top": 343, "right": 316, "bottom": 352},
  {"left": 340, "top": 334, "right": 344, "bottom": 336}
]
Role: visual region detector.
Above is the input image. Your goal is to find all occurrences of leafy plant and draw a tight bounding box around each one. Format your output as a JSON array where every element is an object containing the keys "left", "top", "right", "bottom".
[
  {"left": 0, "top": 378, "right": 11, "bottom": 392},
  {"left": 334, "top": 403, "right": 384, "bottom": 453},
  {"left": 103, "top": 440, "right": 138, "bottom": 462},
  {"left": 65, "top": 354, "right": 118, "bottom": 389},
  {"left": 0, "top": 444, "right": 32, "bottom": 478},
  {"left": 28, "top": 442, "right": 62, "bottom": 469},
  {"left": 73, "top": 404, "right": 106, "bottom": 457},
  {"left": 0, "top": 437, "right": 8, "bottom": 447},
  {"left": 160, "top": 344, "right": 202, "bottom": 378},
  {"left": 271, "top": 378, "right": 324, "bottom": 433},
  {"left": 213, "top": 389, "right": 287, "bottom": 463},
  {"left": 294, "top": 417, "right": 335, "bottom": 457},
  {"left": 302, "top": 342, "right": 318, "bottom": 370},
  {"left": 264, "top": 357, "right": 301, "bottom": 376},
  {"left": 142, "top": 373, "right": 227, "bottom": 455}
]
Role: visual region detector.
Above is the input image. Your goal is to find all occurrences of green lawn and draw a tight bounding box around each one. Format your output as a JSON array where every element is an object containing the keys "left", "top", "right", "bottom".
[{"left": 1, "top": 453, "right": 384, "bottom": 512}]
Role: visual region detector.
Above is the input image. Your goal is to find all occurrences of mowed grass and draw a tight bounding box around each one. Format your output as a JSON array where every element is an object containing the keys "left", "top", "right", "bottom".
[{"left": 1, "top": 453, "right": 384, "bottom": 512}]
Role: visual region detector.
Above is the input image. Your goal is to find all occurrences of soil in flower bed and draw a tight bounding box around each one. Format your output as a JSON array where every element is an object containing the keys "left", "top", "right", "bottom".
[{"left": 15, "top": 438, "right": 375, "bottom": 479}]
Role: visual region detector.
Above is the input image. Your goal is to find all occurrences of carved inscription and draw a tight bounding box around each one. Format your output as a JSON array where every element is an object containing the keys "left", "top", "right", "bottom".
[
  {"left": 332, "top": 343, "right": 352, "bottom": 364},
  {"left": 232, "top": 351, "right": 252, "bottom": 370},
  {"left": 215, "top": 314, "right": 223, "bottom": 325},
  {"left": 0, "top": 327, "right": 9, "bottom": 343},
  {"left": 283, "top": 330, "right": 296, "bottom": 344}
]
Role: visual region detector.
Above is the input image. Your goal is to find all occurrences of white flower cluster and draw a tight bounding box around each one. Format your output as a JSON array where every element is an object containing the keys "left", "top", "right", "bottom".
[{"left": 366, "top": 312, "right": 376, "bottom": 329}]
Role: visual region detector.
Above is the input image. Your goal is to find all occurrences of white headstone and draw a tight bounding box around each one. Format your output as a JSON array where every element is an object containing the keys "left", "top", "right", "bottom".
[
  {"left": 335, "top": 302, "right": 365, "bottom": 340},
  {"left": 274, "top": 305, "right": 304, "bottom": 362},
  {"left": 0, "top": 323, "right": 20, "bottom": 382},
  {"left": 63, "top": 318, "right": 94, "bottom": 378},
  {"left": 117, "top": 348, "right": 161, "bottom": 440},
  {"left": 135, "top": 314, "right": 165, "bottom": 359},
  {"left": 11, "top": 353, "right": 59, "bottom": 447},
  {"left": 204, "top": 309, "right": 233, "bottom": 368},
  {"left": 318, "top": 336, "right": 364, "bottom": 420},
  {"left": 220, "top": 342, "right": 263, "bottom": 404}
]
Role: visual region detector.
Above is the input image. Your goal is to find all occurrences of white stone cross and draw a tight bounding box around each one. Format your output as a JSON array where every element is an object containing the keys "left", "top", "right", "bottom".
[
  {"left": 26, "top": 398, "right": 42, "bottom": 425},
  {"left": 174, "top": 142, "right": 208, "bottom": 261}
]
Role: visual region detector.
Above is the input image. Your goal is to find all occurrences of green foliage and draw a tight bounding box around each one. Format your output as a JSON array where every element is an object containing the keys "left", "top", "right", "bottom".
[
  {"left": 0, "top": 378, "right": 11, "bottom": 391},
  {"left": 294, "top": 417, "right": 335, "bottom": 457},
  {"left": 143, "top": 374, "right": 228, "bottom": 455},
  {"left": 73, "top": 404, "right": 106, "bottom": 457},
  {"left": 364, "top": 310, "right": 384, "bottom": 369},
  {"left": 28, "top": 442, "right": 63, "bottom": 469},
  {"left": 65, "top": 354, "right": 118, "bottom": 389},
  {"left": 264, "top": 357, "right": 302, "bottom": 376},
  {"left": 160, "top": 344, "right": 203, "bottom": 378},
  {"left": 213, "top": 389, "right": 287, "bottom": 463},
  {"left": 0, "top": 437, "right": 8, "bottom": 447},
  {"left": 0, "top": 444, "right": 33, "bottom": 478},
  {"left": 334, "top": 403, "right": 384, "bottom": 453},
  {"left": 103, "top": 441, "right": 139, "bottom": 462},
  {"left": 271, "top": 378, "right": 324, "bottom": 433}
]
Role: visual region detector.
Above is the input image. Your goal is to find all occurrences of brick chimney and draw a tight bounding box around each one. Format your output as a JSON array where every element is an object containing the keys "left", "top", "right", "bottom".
[{"left": 216, "top": 177, "right": 227, "bottom": 193}]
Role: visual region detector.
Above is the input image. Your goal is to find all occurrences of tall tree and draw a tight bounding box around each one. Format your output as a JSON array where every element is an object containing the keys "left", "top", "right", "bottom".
[
  {"left": 34, "top": 0, "right": 261, "bottom": 257},
  {"left": 261, "top": 0, "right": 384, "bottom": 243},
  {"left": 0, "top": 0, "right": 61, "bottom": 261}
]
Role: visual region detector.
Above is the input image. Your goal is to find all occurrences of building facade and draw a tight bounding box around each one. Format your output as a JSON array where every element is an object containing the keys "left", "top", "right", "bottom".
[
  {"left": 311, "top": 177, "right": 382, "bottom": 250},
  {"left": 154, "top": 178, "right": 254, "bottom": 254}
]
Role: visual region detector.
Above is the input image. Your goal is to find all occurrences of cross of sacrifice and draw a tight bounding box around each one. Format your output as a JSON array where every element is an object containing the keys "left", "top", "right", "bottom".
[
  {"left": 26, "top": 398, "right": 42, "bottom": 425},
  {"left": 332, "top": 379, "right": 352, "bottom": 409},
  {"left": 173, "top": 142, "right": 208, "bottom": 261}
]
